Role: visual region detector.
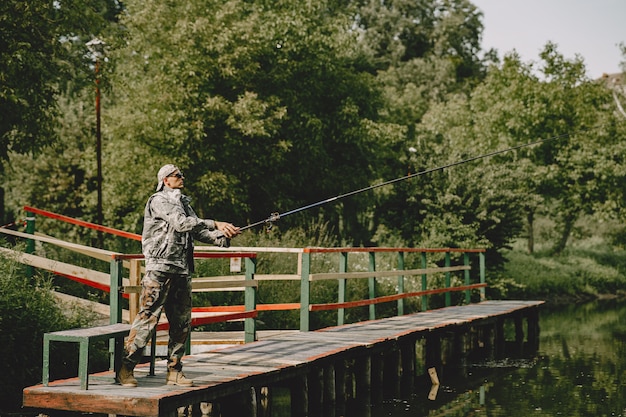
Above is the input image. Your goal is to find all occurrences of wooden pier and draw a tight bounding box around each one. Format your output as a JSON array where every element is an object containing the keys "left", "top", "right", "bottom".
[{"left": 23, "top": 300, "right": 543, "bottom": 417}]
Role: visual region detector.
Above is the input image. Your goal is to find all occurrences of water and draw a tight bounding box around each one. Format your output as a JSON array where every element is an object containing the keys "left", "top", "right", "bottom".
[{"left": 367, "top": 299, "right": 626, "bottom": 417}]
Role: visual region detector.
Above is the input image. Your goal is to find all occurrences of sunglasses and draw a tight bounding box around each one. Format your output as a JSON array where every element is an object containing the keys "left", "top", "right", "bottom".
[{"left": 168, "top": 172, "right": 184, "bottom": 178}]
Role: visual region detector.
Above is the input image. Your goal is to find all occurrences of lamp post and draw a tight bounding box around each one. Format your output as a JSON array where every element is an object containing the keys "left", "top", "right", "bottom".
[
  {"left": 408, "top": 146, "right": 417, "bottom": 175},
  {"left": 86, "top": 38, "right": 105, "bottom": 245}
]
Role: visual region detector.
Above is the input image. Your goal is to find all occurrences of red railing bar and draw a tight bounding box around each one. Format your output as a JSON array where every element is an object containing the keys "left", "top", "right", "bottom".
[
  {"left": 304, "top": 247, "right": 485, "bottom": 254},
  {"left": 24, "top": 205, "right": 142, "bottom": 241},
  {"left": 53, "top": 272, "right": 113, "bottom": 294},
  {"left": 310, "top": 283, "right": 488, "bottom": 311},
  {"left": 156, "top": 310, "right": 258, "bottom": 330},
  {"left": 112, "top": 252, "right": 257, "bottom": 261},
  {"left": 193, "top": 303, "right": 300, "bottom": 313}
]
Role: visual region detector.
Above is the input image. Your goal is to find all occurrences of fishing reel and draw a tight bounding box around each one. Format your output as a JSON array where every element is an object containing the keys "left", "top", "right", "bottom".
[{"left": 263, "top": 212, "right": 280, "bottom": 232}]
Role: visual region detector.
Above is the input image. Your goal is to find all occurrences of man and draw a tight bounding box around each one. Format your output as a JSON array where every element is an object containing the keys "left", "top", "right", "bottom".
[{"left": 116, "top": 164, "right": 240, "bottom": 387}]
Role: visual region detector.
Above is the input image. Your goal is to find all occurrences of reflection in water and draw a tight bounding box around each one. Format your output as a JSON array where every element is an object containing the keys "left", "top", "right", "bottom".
[{"left": 369, "top": 299, "right": 626, "bottom": 417}]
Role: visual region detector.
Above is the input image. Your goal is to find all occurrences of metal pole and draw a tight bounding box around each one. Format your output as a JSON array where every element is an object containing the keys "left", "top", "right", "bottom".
[{"left": 95, "top": 57, "right": 103, "bottom": 245}]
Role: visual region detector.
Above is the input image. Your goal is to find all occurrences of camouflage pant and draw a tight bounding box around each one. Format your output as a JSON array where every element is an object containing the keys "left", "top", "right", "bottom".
[{"left": 123, "top": 270, "right": 192, "bottom": 371}]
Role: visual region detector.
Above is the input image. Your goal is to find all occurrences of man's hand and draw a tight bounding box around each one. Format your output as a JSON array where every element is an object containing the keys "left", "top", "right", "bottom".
[{"left": 215, "top": 221, "right": 241, "bottom": 238}]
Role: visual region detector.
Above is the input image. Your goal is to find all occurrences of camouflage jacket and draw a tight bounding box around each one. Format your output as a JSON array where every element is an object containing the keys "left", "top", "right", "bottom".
[{"left": 142, "top": 188, "right": 229, "bottom": 274}]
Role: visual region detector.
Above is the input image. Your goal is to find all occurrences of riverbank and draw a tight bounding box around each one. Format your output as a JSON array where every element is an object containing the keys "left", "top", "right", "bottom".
[{"left": 493, "top": 237, "right": 626, "bottom": 305}]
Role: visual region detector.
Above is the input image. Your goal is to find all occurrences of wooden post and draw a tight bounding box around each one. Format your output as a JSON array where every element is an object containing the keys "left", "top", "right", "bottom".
[
  {"left": 464, "top": 252, "right": 471, "bottom": 304},
  {"left": 291, "top": 375, "right": 308, "bottom": 417},
  {"left": 493, "top": 319, "right": 504, "bottom": 359},
  {"left": 368, "top": 252, "right": 376, "bottom": 320},
  {"left": 479, "top": 252, "right": 486, "bottom": 301},
  {"left": 355, "top": 355, "right": 372, "bottom": 406},
  {"left": 244, "top": 256, "right": 257, "bottom": 342},
  {"left": 300, "top": 251, "right": 311, "bottom": 332},
  {"left": 421, "top": 252, "right": 428, "bottom": 311},
  {"left": 515, "top": 314, "right": 524, "bottom": 355},
  {"left": 338, "top": 252, "right": 348, "bottom": 326},
  {"left": 324, "top": 364, "right": 336, "bottom": 413},
  {"left": 335, "top": 360, "right": 347, "bottom": 416},
  {"left": 444, "top": 251, "right": 451, "bottom": 307},
  {"left": 246, "top": 386, "right": 258, "bottom": 417},
  {"left": 109, "top": 256, "right": 124, "bottom": 371},
  {"left": 371, "top": 352, "right": 383, "bottom": 405},
  {"left": 451, "top": 331, "right": 464, "bottom": 368},
  {"left": 259, "top": 387, "right": 269, "bottom": 417},
  {"left": 25, "top": 214, "right": 35, "bottom": 278},
  {"left": 397, "top": 251, "right": 405, "bottom": 316},
  {"left": 308, "top": 367, "right": 323, "bottom": 415},
  {"left": 384, "top": 348, "right": 401, "bottom": 399},
  {"left": 527, "top": 307, "right": 540, "bottom": 352},
  {"left": 425, "top": 333, "right": 442, "bottom": 371},
  {"left": 128, "top": 258, "right": 141, "bottom": 322},
  {"left": 400, "top": 342, "right": 415, "bottom": 395}
]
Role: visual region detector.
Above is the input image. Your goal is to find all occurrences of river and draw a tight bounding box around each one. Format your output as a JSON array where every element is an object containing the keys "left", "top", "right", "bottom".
[{"left": 364, "top": 299, "right": 626, "bottom": 417}]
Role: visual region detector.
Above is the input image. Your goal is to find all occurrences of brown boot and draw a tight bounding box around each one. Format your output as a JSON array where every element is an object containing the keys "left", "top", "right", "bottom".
[
  {"left": 116, "top": 362, "right": 138, "bottom": 387},
  {"left": 166, "top": 369, "right": 193, "bottom": 387}
]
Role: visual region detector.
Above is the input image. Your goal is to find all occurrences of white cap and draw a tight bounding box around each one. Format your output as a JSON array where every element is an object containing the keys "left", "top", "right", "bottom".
[{"left": 156, "top": 164, "right": 179, "bottom": 191}]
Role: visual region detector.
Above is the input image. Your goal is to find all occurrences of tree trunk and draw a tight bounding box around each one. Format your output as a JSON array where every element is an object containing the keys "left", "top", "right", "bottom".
[
  {"left": 526, "top": 210, "right": 534, "bottom": 254},
  {"left": 551, "top": 212, "right": 577, "bottom": 256}
]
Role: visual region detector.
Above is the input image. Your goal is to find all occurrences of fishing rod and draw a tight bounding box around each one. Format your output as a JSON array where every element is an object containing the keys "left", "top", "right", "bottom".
[{"left": 240, "top": 132, "right": 570, "bottom": 231}]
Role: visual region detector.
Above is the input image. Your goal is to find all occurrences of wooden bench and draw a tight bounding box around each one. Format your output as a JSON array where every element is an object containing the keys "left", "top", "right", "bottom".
[{"left": 43, "top": 323, "right": 132, "bottom": 390}]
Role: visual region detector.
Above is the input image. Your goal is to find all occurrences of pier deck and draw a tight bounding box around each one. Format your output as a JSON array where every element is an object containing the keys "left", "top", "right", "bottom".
[{"left": 23, "top": 300, "right": 543, "bottom": 417}]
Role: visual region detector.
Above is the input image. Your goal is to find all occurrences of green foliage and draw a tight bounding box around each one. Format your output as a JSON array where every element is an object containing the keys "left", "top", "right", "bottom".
[
  {"left": 0, "top": 249, "right": 99, "bottom": 412},
  {"left": 3, "top": 0, "right": 626, "bottom": 300},
  {"left": 0, "top": 0, "right": 122, "bottom": 160},
  {"left": 492, "top": 223, "right": 626, "bottom": 302},
  {"left": 397, "top": 44, "right": 625, "bottom": 262},
  {"left": 6, "top": 90, "right": 101, "bottom": 242},
  {"left": 104, "top": 0, "right": 412, "bottom": 243}
]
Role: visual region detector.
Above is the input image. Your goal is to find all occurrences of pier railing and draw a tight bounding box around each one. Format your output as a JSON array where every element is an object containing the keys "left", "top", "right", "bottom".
[
  {"left": 197, "top": 246, "right": 486, "bottom": 331},
  {"left": 8, "top": 206, "right": 486, "bottom": 340}
]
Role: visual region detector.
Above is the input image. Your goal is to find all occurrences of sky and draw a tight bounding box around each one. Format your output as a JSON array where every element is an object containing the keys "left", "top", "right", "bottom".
[{"left": 471, "top": 0, "right": 626, "bottom": 79}]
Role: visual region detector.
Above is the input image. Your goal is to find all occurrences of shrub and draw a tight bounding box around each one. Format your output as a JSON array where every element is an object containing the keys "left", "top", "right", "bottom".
[{"left": 0, "top": 248, "right": 98, "bottom": 413}]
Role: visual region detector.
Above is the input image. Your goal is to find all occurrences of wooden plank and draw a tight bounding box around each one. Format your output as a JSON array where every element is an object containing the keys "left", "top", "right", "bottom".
[
  {"left": 0, "top": 247, "right": 119, "bottom": 288},
  {"left": 46, "top": 323, "right": 131, "bottom": 340},
  {"left": 192, "top": 279, "right": 257, "bottom": 290},
  {"left": 195, "top": 246, "right": 305, "bottom": 254},
  {"left": 23, "top": 300, "right": 544, "bottom": 416},
  {"left": 52, "top": 291, "right": 130, "bottom": 323},
  {"left": 254, "top": 274, "right": 301, "bottom": 281},
  {"left": 309, "top": 265, "right": 470, "bottom": 281},
  {"left": 0, "top": 227, "right": 117, "bottom": 259},
  {"left": 129, "top": 259, "right": 141, "bottom": 322}
]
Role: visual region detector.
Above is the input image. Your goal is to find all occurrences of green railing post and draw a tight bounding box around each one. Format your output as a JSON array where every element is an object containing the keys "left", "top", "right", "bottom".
[
  {"left": 109, "top": 256, "right": 124, "bottom": 371},
  {"left": 300, "top": 251, "right": 311, "bottom": 331},
  {"left": 397, "top": 252, "right": 405, "bottom": 316},
  {"left": 421, "top": 252, "right": 428, "bottom": 311},
  {"left": 464, "top": 252, "right": 471, "bottom": 304},
  {"left": 368, "top": 251, "right": 376, "bottom": 320},
  {"left": 479, "top": 252, "right": 486, "bottom": 301},
  {"left": 25, "top": 214, "right": 36, "bottom": 278},
  {"left": 444, "top": 251, "right": 451, "bottom": 307},
  {"left": 244, "top": 256, "right": 257, "bottom": 343},
  {"left": 338, "top": 252, "right": 348, "bottom": 326}
]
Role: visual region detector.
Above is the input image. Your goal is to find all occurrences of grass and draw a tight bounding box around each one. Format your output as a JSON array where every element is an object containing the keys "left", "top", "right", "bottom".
[{"left": 491, "top": 234, "right": 626, "bottom": 303}]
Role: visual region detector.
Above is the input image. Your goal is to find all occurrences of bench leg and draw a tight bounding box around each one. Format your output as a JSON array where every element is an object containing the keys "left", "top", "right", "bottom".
[
  {"left": 112, "top": 335, "right": 126, "bottom": 376},
  {"left": 150, "top": 331, "right": 157, "bottom": 376},
  {"left": 79, "top": 340, "right": 89, "bottom": 390},
  {"left": 42, "top": 335, "right": 51, "bottom": 387}
]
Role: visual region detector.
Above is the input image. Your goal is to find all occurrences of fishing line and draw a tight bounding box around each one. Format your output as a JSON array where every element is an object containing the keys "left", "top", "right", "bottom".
[{"left": 240, "top": 131, "right": 573, "bottom": 231}]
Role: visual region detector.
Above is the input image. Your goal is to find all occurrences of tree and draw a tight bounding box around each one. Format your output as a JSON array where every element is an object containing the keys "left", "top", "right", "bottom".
[
  {"left": 106, "top": 0, "right": 397, "bottom": 243},
  {"left": 409, "top": 43, "right": 623, "bottom": 258},
  {"left": 0, "top": 0, "right": 123, "bottom": 222}
]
